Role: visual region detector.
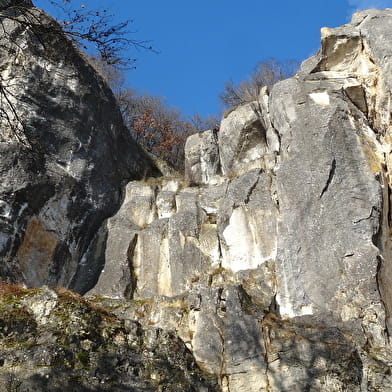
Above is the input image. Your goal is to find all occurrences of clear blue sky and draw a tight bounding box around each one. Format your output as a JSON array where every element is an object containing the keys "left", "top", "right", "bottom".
[{"left": 35, "top": 0, "right": 392, "bottom": 119}]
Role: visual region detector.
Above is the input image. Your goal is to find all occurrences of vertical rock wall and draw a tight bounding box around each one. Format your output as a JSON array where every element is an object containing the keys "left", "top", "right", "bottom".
[{"left": 89, "top": 9, "right": 392, "bottom": 391}]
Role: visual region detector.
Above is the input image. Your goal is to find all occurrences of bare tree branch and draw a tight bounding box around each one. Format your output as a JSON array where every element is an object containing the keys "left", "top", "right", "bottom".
[{"left": 220, "top": 58, "right": 300, "bottom": 108}]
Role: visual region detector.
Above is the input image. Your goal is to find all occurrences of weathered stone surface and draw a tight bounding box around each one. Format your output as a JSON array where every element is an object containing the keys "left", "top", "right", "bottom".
[
  {"left": 94, "top": 277, "right": 383, "bottom": 392},
  {"left": 0, "top": 0, "right": 32, "bottom": 10},
  {"left": 218, "top": 169, "right": 278, "bottom": 272},
  {"left": 269, "top": 13, "right": 392, "bottom": 350},
  {"left": 219, "top": 100, "right": 279, "bottom": 177},
  {"left": 84, "top": 217, "right": 138, "bottom": 299},
  {"left": 4, "top": 4, "right": 392, "bottom": 392},
  {"left": 0, "top": 6, "right": 158, "bottom": 291},
  {"left": 185, "top": 130, "right": 221, "bottom": 185},
  {"left": 92, "top": 166, "right": 279, "bottom": 301},
  {"left": 0, "top": 284, "right": 219, "bottom": 391},
  {"left": 93, "top": 281, "right": 273, "bottom": 392},
  {"left": 263, "top": 316, "right": 367, "bottom": 392},
  {"left": 90, "top": 170, "right": 282, "bottom": 391},
  {"left": 271, "top": 76, "right": 384, "bottom": 329},
  {"left": 89, "top": 9, "right": 392, "bottom": 391},
  {"left": 311, "top": 9, "right": 392, "bottom": 336},
  {"left": 190, "top": 285, "right": 268, "bottom": 391}
]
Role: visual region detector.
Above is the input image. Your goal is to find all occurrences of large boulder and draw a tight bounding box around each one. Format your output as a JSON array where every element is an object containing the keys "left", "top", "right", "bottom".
[
  {"left": 0, "top": 5, "right": 159, "bottom": 291},
  {"left": 184, "top": 130, "right": 221, "bottom": 185},
  {"left": 218, "top": 96, "right": 280, "bottom": 177}
]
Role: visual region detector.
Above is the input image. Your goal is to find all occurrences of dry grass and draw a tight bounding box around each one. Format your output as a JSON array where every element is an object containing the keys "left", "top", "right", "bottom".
[{"left": 0, "top": 282, "right": 25, "bottom": 296}]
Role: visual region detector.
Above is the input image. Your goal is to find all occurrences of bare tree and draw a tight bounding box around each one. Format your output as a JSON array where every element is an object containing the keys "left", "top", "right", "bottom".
[
  {"left": 42, "top": 0, "right": 155, "bottom": 68},
  {"left": 0, "top": 1, "right": 154, "bottom": 67},
  {"left": 128, "top": 95, "right": 196, "bottom": 169},
  {"left": 220, "top": 58, "right": 299, "bottom": 108},
  {"left": 89, "top": 54, "right": 219, "bottom": 170},
  {"left": 0, "top": 0, "right": 155, "bottom": 148},
  {"left": 187, "top": 113, "right": 220, "bottom": 131}
]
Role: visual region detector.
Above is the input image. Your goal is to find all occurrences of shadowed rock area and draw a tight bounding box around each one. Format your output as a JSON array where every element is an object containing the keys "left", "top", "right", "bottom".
[
  {"left": 0, "top": 2, "right": 159, "bottom": 292},
  {"left": 0, "top": 284, "right": 218, "bottom": 391}
]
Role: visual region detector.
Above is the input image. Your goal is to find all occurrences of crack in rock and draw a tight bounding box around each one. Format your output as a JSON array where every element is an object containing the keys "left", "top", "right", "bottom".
[{"left": 320, "top": 158, "right": 336, "bottom": 198}]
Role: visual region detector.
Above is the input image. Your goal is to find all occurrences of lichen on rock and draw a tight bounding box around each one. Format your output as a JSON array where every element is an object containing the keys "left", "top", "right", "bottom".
[{"left": 0, "top": 284, "right": 219, "bottom": 391}]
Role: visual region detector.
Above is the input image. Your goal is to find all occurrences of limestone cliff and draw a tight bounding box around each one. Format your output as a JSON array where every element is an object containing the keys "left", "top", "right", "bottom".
[
  {"left": 2, "top": 3, "right": 392, "bottom": 392},
  {"left": 89, "top": 8, "right": 392, "bottom": 392}
]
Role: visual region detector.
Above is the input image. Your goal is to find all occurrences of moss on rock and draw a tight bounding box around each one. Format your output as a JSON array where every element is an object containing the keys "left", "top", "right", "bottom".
[{"left": 0, "top": 285, "right": 219, "bottom": 391}]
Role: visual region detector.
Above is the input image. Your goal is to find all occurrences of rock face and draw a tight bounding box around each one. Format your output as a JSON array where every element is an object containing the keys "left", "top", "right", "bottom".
[
  {"left": 88, "top": 8, "right": 392, "bottom": 392},
  {"left": 0, "top": 0, "right": 32, "bottom": 9},
  {"left": 0, "top": 284, "right": 218, "bottom": 391},
  {"left": 3, "top": 4, "right": 392, "bottom": 392},
  {"left": 185, "top": 130, "right": 221, "bottom": 185},
  {"left": 219, "top": 98, "right": 279, "bottom": 177},
  {"left": 0, "top": 4, "right": 158, "bottom": 291}
]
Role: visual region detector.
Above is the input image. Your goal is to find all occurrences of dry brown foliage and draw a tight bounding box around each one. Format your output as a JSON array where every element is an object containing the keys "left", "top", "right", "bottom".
[{"left": 0, "top": 282, "right": 25, "bottom": 296}]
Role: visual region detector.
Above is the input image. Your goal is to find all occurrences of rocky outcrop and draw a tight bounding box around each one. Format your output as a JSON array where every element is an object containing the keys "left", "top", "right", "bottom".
[
  {"left": 88, "top": 8, "right": 392, "bottom": 392},
  {"left": 0, "top": 283, "right": 218, "bottom": 391},
  {"left": 219, "top": 97, "right": 279, "bottom": 177},
  {"left": 0, "top": 0, "right": 32, "bottom": 9},
  {"left": 185, "top": 130, "right": 221, "bottom": 185},
  {"left": 0, "top": 3, "right": 159, "bottom": 291}
]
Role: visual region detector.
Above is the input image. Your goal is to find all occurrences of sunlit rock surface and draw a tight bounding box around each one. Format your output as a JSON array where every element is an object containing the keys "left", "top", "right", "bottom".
[
  {"left": 219, "top": 98, "right": 280, "bottom": 177},
  {"left": 89, "top": 9, "right": 392, "bottom": 392},
  {"left": 185, "top": 130, "right": 221, "bottom": 185}
]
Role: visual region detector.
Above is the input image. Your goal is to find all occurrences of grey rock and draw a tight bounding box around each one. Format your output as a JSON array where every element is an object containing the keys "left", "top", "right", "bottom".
[
  {"left": 237, "top": 261, "right": 277, "bottom": 311},
  {"left": 0, "top": 285, "right": 219, "bottom": 392},
  {"left": 199, "top": 181, "right": 228, "bottom": 215},
  {"left": 268, "top": 12, "right": 392, "bottom": 351},
  {"left": 0, "top": 0, "right": 32, "bottom": 10},
  {"left": 156, "top": 190, "right": 176, "bottom": 219},
  {"left": 264, "top": 317, "right": 366, "bottom": 392},
  {"left": 218, "top": 169, "right": 278, "bottom": 272},
  {"left": 219, "top": 101, "right": 278, "bottom": 177},
  {"left": 0, "top": 7, "right": 158, "bottom": 291},
  {"left": 309, "top": 10, "right": 392, "bottom": 336},
  {"left": 95, "top": 9, "right": 392, "bottom": 390},
  {"left": 133, "top": 218, "right": 170, "bottom": 298},
  {"left": 190, "top": 285, "right": 268, "bottom": 391},
  {"left": 185, "top": 130, "right": 221, "bottom": 185},
  {"left": 121, "top": 181, "right": 158, "bottom": 228},
  {"left": 272, "top": 76, "right": 383, "bottom": 329},
  {"left": 85, "top": 216, "right": 138, "bottom": 299},
  {"left": 4, "top": 5, "right": 392, "bottom": 392}
]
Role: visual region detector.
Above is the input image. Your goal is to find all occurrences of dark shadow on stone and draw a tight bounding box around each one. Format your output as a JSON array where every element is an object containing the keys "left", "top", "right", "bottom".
[{"left": 262, "top": 315, "right": 363, "bottom": 391}]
